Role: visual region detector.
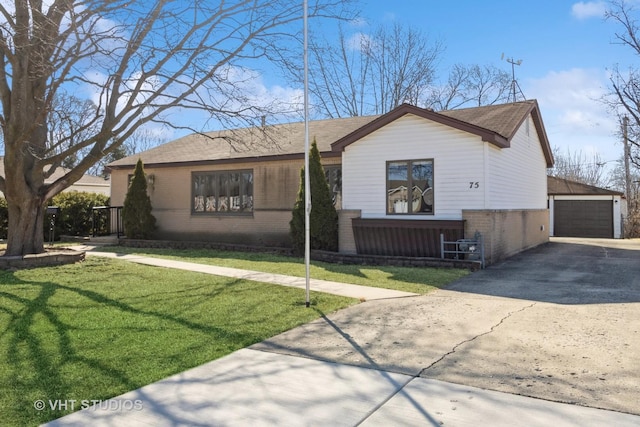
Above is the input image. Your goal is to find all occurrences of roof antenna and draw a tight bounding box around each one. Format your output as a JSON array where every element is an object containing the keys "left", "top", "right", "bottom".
[{"left": 501, "top": 53, "right": 525, "bottom": 102}]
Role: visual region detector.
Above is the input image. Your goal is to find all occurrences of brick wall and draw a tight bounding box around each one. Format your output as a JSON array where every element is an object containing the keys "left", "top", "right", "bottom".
[
  {"left": 338, "top": 209, "right": 361, "bottom": 253},
  {"left": 110, "top": 157, "right": 342, "bottom": 248},
  {"left": 463, "top": 209, "right": 549, "bottom": 265}
]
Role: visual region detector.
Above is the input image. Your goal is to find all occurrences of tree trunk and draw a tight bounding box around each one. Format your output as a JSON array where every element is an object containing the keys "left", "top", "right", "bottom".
[
  {"left": 4, "top": 193, "right": 46, "bottom": 256},
  {"left": 2, "top": 152, "right": 47, "bottom": 256}
]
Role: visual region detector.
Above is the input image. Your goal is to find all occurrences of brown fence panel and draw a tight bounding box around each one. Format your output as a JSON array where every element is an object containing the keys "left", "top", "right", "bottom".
[{"left": 352, "top": 218, "right": 465, "bottom": 257}]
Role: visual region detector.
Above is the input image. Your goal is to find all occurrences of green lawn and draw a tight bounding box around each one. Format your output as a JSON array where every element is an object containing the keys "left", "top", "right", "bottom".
[
  {"left": 90, "top": 246, "right": 470, "bottom": 294},
  {"left": 0, "top": 257, "right": 356, "bottom": 426}
]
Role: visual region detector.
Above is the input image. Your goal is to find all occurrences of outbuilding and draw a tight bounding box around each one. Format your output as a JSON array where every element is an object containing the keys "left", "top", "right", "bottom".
[{"left": 547, "top": 176, "right": 624, "bottom": 239}]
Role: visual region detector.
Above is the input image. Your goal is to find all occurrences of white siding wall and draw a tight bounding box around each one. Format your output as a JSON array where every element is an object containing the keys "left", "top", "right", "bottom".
[
  {"left": 342, "top": 114, "right": 486, "bottom": 220},
  {"left": 487, "top": 116, "right": 548, "bottom": 209}
]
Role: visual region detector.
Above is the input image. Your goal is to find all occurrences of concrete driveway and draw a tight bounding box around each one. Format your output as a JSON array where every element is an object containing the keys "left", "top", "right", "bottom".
[{"left": 253, "top": 237, "right": 640, "bottom": 416}]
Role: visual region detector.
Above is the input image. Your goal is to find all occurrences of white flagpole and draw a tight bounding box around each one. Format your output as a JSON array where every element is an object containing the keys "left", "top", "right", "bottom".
[{"left": 303, "top": 0, "right": 311, "bottom": 308}]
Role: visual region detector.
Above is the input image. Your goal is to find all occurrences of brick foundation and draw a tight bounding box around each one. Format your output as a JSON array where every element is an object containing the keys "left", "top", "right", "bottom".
[
  {"left": 338, "top": 209, "right": 361, "bottom": 254},
  {"left": 463, "top": 209, "right": 549, "bottom": 265}
]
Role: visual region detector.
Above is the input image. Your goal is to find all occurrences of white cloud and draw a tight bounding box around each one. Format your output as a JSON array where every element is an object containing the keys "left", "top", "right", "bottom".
[
  {"left": 382, "top": 12, "right": 397, "bottom": 22},
  {"left": 82, "top": 70, "right": 156, "bottom": 111},
  {"left": 526, "top": 68, "right": 622, "bottom": 165},
  {"left": 346, "top": 32, "right": 373, "bottom": 52},
  {"left": 348, "top": 17, "right": 368, "bottom": 28},
  {"left": 79, "top": 61, "right": 305, "bottom": 141},
  {"left": 527, "top": 68, "right": 610, "bottom": 127},
  {"left": 571, "top": 1, "right": 606, "bottom": 20},
  {"left": 211, "top": 65, "right": 303, "bottom": 115}
]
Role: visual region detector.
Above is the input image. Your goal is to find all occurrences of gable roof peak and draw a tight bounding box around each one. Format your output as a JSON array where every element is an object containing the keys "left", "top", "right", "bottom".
[{"left": 331, "top": 100, "right": 552, "bottom": 167}]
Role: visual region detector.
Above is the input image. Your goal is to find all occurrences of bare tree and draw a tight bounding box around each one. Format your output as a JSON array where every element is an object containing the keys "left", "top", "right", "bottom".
[
  {"left": 306, "top": 25, "right": 372, "bottom": 118},
  {"left": 609, "top": 156, "right": 640, "bottom": 191},
  {"left": 291, "top": 22, "right": 443, "bottom": 117},
  {"left": 605, "top": 0, "right": 640, "bottom": 166},
  {"left": 547, "top": 147, "right": 610, "bottom": 188},
  {"left": 47, "top": 93, "right": 101, "bottom": 169},
  {"left": 427, "top": 64, "right": 512, "bottom": 111},
  {"left": 601, "top": 1, "right": 640, "bottom": 236},
  {"left": 288, "top": 21, "right": 514, "bottom": 117},
  {"left": 89, "top": 128, "right": 168, "bottom": 176},
  {"left": 366, "top": 23, "right": 442, "bottom": 114},
  {"left": 122, "top": 128, "right": 167, "bottom": 156},
  {"left": 609, "top": 156, "right": 640, "bottom": 236},
  {"left": 0, "top": 0, "right": 350, "bottom": 255},
  {"left": 47, "top": 94, "right": 165, "bottom": 173}
]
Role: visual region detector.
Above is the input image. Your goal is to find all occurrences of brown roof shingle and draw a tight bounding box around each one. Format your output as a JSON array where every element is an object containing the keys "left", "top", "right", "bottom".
[
  {"left": 547, "top": 176, "right": 623, "bottom": 196},
  {"left": 108, "top": 100, "right": 553, "bottom": 169},
  {"left": 108, "top": 115, "right": 377, "bottom": 169},
  {"left": 0, "top": 158, "right": 109, "bottom": 187},
  {"left": 439, "top": 100, "right": 535, "bottom": 140}
]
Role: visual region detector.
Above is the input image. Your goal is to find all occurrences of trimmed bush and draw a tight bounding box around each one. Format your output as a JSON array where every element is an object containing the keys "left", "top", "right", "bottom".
[
  {"left": 290, "top": 140, "right": 339, "bottom": 254},
  {"left": 49, "top": 191, "right": 110, "bottom": 238},
  {"left": 0, "top": 192, "right": 109, "bottom": 240},
  {"left": 123, "top": 159, "right": 156, "bottom": 239}
]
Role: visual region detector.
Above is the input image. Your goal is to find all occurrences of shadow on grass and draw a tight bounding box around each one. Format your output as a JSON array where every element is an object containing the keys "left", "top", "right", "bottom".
[
  {"left": 0, "top": 264, "right": 330, "bottom": 426},
  {"left": 1, "top": 279, "right": 153, "bottom": 424}
]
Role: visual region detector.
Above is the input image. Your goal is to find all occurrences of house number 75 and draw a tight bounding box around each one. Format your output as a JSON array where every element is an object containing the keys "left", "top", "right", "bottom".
[{"left": 469, "top": 182, "right": 479, "bottom": 189}]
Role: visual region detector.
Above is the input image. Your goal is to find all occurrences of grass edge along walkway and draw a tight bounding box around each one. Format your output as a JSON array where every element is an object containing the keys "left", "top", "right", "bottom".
[
  {"left": 81, "top": 250, "right": 419, "bottom": 301},
  {"left": 72, "top": 244, "right": 470, "bottom": 296}
]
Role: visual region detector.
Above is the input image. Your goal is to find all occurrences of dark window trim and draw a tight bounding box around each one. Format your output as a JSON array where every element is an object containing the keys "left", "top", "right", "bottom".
[
  {"left": 386, "top": 159, "right": 434, "bottom": 216},
  {"left": 191, "top": 169, "right": 254, "bottom": 216}
]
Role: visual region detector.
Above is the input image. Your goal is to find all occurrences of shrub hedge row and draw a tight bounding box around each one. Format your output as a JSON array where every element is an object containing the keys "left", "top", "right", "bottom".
[{"left": 0, "top": 191, "right": 109, "bottom": 240}]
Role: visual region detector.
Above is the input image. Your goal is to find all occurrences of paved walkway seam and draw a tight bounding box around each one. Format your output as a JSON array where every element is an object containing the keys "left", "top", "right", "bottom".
[{"left": 354, "top": 376, "right": 421, "bottom": 426}]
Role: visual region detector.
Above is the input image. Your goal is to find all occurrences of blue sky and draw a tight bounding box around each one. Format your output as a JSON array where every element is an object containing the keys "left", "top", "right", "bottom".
[
  {"left": 209, "top": 1, "right": 629, "bottom": 173},
  {"left": 102, "top": 1, "right": 630, "bottom": 175},
  {"left": 351, "top": 0, "right": 630, "bottom": 171},
  {"left": 1, "top": 1, "right": 626, "bottom": 177}
]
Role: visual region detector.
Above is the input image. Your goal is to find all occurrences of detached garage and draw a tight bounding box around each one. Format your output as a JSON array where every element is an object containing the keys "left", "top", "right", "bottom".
[{"left": 548, "top": 176, "right": 624, "bottom": 239}]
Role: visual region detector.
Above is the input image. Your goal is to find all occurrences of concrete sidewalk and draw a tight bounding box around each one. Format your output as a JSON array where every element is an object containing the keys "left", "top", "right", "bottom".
[
  {"left": 44, "top": 348, "right": 640, "bottom": 426},
  {"left": 47, "top": 241, "right": 640, "bottom": 426},
  {"left": 71, "top": 246, "right": 418, "bottom": 301}
]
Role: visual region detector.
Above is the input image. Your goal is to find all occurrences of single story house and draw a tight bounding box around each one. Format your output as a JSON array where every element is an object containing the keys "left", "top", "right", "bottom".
[
  {"left": 108, "top": 100, "right": 554, "bottom": 265},
  {"left": 547, "top": 176, "right": 625, "bottom": 239},
  {"left": 0, "top": 159, "right": 111, "bottom": 197}
]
